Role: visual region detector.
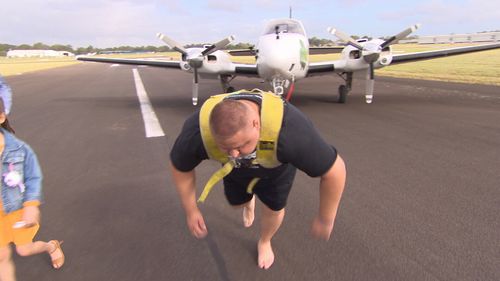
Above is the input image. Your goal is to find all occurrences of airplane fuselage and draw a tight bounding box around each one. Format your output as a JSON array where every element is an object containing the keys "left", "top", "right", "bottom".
[{"left": 255, "top": 19, "right": 309, "bottom": 83}]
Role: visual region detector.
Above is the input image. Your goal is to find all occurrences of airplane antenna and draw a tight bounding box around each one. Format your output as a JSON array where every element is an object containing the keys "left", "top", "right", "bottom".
[{"left": 289, "top": 5, "right": 292, "bottom": 18}]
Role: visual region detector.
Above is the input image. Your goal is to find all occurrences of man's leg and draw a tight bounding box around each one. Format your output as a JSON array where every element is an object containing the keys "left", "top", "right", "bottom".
[
  {"left": 258, "top": 205, "right": 285, "bottom": 270},
  {"left": 0, "top": 246, "right": 15, "bottom": 281},
  {"left": 243, "top": 195, "right": 256, "bottom": 227},
  {"left": 230, "top": 195, "right": 255, "bottom": 227},
  {"left": 224, "top": 177, "right": 256, "bottom": 227}
]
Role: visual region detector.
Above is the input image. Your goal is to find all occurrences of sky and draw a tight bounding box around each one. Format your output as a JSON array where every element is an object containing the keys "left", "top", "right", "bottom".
[{"left": 1, "top": 0, "right": 499, "bottom": 48}]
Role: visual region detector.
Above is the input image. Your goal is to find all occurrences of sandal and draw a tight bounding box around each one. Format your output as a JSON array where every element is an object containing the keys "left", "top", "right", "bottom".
[{"left": 49, "top": 240, "right": 65, "bottom": 269}]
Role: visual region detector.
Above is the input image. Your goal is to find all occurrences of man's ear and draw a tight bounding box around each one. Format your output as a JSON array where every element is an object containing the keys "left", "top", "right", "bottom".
[
  {"left": 0, "top": 113, "right": 6, "bottom": 124},
  {"left": 253, "top": 119, "right": 260, "bottom": 129}
]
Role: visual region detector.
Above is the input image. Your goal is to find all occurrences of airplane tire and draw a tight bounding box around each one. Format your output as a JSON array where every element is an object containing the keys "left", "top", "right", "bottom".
[{"left": 338, "top": 85, "right": 347, "bottom": 103}]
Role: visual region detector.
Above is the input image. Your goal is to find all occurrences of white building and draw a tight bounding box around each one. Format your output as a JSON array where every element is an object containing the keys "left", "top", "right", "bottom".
[{"left": 6, "top": 50, "right": 74, "bottom": 58}]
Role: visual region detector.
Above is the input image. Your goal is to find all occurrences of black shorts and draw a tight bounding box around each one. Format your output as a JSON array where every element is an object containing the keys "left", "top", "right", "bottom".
[{"left": 223, "top": 164, "right": 297, "bottom": 211}]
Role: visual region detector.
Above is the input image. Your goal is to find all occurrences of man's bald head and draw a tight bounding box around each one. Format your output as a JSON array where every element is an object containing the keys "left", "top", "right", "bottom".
[{"left": 209, "top": 99, "right": 250, "bottom": 139}]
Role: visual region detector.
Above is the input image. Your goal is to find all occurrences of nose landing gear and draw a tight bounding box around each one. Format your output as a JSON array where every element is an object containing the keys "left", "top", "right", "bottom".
[{"left": 337, "top": 72, "right": 353, "bottom": 103}]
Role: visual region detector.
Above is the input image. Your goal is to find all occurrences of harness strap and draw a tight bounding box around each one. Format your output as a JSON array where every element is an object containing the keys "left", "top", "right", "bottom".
[
  {"left": 199, "top": 95, "right": 228, "bottom": 163},
  {"left": 257, "top": 93, "right": 283, "bottom": 168},
  {"left": 197, "top": 160, "right": 236, "bottom": 203},
  {"left": 246, "top": 178, "right": 260, "bottom": 194}
]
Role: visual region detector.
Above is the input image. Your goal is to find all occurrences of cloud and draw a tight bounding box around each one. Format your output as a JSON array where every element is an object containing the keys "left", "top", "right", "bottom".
[
  {"left": 1, "top": 0, "right": 497, "bottom": 48},
  {"left": 378, "top": 0, "right": 500, "bottom": 34},
  {"left": 206, "top": 0, "right": 241, "bottom": 12},
  {"left": 0, "top": 0, "right": 187, "bottom": 47}
]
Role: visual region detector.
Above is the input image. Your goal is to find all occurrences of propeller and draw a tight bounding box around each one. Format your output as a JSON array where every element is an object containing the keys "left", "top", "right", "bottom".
[
  {"left": 156, "top": 33, "right": 187, "bottom": 55},
  {"left": 202, "top": 36, "right": 235, "bottom": 56},
  {"left": 328, "top": 24, "right": 420, "bottom": 103},
  {"left": 381, "top": 24, "right": 420, "bottom": 49},
  {"left": 157, "top": 33, "right": 235, "bottom": 105},
  {"left": 327, "top": 27, "right": 364, "bottom": 50}
]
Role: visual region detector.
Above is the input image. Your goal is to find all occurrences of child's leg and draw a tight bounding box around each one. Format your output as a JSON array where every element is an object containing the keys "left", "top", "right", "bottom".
[
  {"left": 15, "top": 241, "right": 53, "bottom": 257},
  {"left": 0, "top": 245, "right": 16, "bottom": 281},
  {"left": 15, "top": 241, "right": 64, "bottom": 269}
]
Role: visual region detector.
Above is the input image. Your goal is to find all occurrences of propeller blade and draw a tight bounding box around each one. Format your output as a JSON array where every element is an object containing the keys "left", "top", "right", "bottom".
[
  {"left": 192, "top": 67, "right": 199, "bottom": 105},
  {"left": 365, "top": 63, "right": 375, "bottom": 104},
  {"left": 369, "top": 62, "right": 375, "bottom": 80},
  {"left": 192, "top": 83, "right": 199, "bottom": 105},
  {"left": 193, "top": 66, "right": 199, "bottom": 84},
  {"left": 201, "top": 35, "right": 235, "bottom": 56},
  {"left": 157, "top": 33, "right": 188, "bottom": 55},
  {"left": 381, "top": 23, "right": 421, "bottom": 49},
  {"left": 328, "top": 27, "right": 364, "bottom": 50}
]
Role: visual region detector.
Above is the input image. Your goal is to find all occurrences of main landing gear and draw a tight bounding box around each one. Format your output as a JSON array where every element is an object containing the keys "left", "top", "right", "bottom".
[
  {"left": 337, "top": 72, "right": 353, "bottom": 104},
  {"left": 220, "top": 74, "right": 236, "bottom": 93}
]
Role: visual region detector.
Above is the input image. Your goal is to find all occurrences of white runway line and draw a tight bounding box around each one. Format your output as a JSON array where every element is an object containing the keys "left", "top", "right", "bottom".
[{"left": 132, "top": 68, "right": 165, "bottom": 138}]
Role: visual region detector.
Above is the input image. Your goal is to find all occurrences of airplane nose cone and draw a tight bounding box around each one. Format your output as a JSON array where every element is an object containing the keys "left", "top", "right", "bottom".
[{"left": 257, "top": 35, "right": 300, "bottom": 78}]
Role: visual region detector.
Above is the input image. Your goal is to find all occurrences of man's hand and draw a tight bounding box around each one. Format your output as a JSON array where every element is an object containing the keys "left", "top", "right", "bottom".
[
  {"left": 170, "top": 163, "right": 207, "bottom": 238},
  {"left": 311, "top": 216, "right": 334, "bottom": 241},
  {"left": 21, "top": 205, "right": 40, "bottom": 227},
  {"left": 186, "top": 209, "right": 208, "bottom": 239}
]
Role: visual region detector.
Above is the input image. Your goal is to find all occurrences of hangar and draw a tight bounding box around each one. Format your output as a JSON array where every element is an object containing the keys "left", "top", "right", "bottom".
[
  {"left": 400, "top": 31, "right": 500, "bottom": 44},
  {"left": 6, "top": 50, "right": 74, "bottom": 58}
]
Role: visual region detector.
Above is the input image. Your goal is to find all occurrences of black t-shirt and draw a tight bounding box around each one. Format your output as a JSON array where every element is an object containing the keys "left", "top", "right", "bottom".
[{"left": 170, "top": 100, "right": 337, "bottom": 178}]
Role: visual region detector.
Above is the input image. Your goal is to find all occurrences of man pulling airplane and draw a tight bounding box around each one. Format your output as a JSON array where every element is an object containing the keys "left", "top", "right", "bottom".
[{"left": 169, "top": 89, "right": 346, "bottom": 269}]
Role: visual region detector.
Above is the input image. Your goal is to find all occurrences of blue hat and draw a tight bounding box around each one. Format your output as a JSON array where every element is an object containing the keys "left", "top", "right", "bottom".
[{"left": 0, "top": 75, "right": 12, "bottom": 115}]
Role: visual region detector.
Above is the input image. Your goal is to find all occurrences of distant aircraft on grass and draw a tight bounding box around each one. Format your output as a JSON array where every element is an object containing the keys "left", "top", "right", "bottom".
[{"left": 77, "top": 19, "right": 500, "bottom": 105}]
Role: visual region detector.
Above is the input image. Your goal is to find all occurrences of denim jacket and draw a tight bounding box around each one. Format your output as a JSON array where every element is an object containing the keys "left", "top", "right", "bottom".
[{"left": 0, "top": 128, "right": 43, "bottom": 213}]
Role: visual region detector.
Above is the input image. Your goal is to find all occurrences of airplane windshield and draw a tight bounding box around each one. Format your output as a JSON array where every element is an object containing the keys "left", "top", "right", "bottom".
[{"left": 264, "top": 22, "right": 305, "bottom": 35}]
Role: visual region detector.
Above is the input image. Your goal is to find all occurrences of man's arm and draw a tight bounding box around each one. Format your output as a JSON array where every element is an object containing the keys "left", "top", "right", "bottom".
[
  {"left": 311, "top": 155, "right": 346, "bottom": 241},
  {"left": 170, "top": 161, "right": 208, "bottom": 239}
]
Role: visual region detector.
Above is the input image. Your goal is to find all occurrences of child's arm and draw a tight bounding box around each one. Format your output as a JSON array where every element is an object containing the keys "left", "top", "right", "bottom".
[{"left": 21, "top": 145, "right": 43, "bottom": 224}]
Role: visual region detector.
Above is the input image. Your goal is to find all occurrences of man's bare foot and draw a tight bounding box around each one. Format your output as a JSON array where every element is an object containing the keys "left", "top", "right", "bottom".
[
  {"left": 243, "top": 196, "right": 255, "bottom": 228},
  {"left": 257, "top": 240, "right": 275, "bottom": 270}
]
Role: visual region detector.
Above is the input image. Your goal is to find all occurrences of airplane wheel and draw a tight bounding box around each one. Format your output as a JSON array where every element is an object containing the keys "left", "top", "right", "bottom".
[
  {"left": 226, "top": 87, "right": 235, "bottom": 93},
  {"left": 338, "top": 85, "right": 347, "bottom": 103}
]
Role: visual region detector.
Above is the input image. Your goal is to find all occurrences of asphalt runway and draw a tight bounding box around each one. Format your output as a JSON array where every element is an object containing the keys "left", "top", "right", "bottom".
[{"left": 4, "top": 62, "right": 500, "bottom": 281}]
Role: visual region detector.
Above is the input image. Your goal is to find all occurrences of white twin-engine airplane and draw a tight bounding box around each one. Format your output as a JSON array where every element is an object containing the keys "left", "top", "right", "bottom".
[{"left": 77, "top": 18, "right": 500, "bottom": 105}]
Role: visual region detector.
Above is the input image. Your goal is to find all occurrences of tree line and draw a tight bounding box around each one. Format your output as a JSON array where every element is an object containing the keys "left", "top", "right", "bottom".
[
  {"left": 2, "top": 35, "right": 424, "bottom": 57},
  {"left": 0, "top": 42, "right": 264, "bottom": 56},
  {"left": 0, "top": 38, "right": 344, "bottom": 57}
]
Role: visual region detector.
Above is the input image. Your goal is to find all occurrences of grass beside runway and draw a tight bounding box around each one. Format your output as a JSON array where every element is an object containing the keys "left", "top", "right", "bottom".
[
  {"left": 376, "top": 48, "right": 500, "bottom": 85},
  {"left": 1, "top": 44, "right": 499, "bottom": 85},
  {"left": 0, "top": 56, "right": 80, "bottom": 76}
]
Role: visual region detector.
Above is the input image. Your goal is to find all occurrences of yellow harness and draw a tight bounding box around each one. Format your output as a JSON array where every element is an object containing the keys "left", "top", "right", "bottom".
[{"left": 198, "top": 89, "right": 284, "bottom": 202}]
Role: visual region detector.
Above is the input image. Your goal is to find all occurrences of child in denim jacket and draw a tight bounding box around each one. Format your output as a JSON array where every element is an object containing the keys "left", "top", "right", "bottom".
[{"left": 0, "top": 76, "right": 64, "bottom": 281}]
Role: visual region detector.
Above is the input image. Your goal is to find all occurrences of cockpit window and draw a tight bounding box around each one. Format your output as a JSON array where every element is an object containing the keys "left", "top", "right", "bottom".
[
  {"left": 264, "top": 21, "right": 305, "bottom": 35},
  {"left": 275, "top": 24, "right": 289, "bottom": 33}
]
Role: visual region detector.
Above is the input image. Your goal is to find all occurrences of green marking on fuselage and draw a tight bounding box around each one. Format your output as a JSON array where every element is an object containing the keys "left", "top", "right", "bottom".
[{"left": 299, "top": 39, "right": 308, "bottom": 70}]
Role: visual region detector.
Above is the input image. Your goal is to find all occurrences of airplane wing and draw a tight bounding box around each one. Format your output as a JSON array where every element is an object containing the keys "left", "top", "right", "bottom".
[
  {"left": 227, "top": 49, "right": 255, "bottom": 56},
  {"left": 77, "top": 56, "right": 181, "bottom": 68},
  {"left": 233, "top": 63, "right": 258, "bottom": 76},
  {"left": 228, "top": 47, "right": 344, "bottom": 56},
  {"left": 309, "top": 46, "right": 344, "bottom": 55},
  {"left": 77, "top": 56, "right": 259, "bottom": 76},
  {"left": 307, "top": 61, "right": 343, "bottom": 76},
  {"left": 391, "top": 42, "right": 500, "bottom": 64},
  {"left": 307, "top": 42, "right": 500, "bottom": 75}
]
